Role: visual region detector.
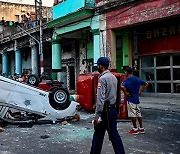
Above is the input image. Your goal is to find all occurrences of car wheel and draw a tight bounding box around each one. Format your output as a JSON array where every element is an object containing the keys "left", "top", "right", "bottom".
[
  {"left": 27, "top": 74, "right": 39, "bottom": 86},
  {"left": 49, "top": 87, "right": 70, "bottom": 110}
]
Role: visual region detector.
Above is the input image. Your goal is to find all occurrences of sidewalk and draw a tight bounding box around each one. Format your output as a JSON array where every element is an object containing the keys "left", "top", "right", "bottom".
[{"left": 140, "top": 96, "right": 180, "bottom": 112}]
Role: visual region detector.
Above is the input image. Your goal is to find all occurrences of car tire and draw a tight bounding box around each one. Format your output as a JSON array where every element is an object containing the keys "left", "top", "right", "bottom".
[
  {"left": 27, "top": 74, "right": 39, "bottom": 86},
  {"left": 49, "top": 87, "right": 70, "bottom": 110},
  {"left": 39, "top": 75, "right": 49, "bottom": 82}
]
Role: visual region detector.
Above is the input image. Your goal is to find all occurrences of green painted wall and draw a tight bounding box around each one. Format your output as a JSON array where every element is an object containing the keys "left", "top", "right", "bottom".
[
  {"left": 87, "top": 42, "right": 93, "bottom": 59},
  {"left": 122, "top": 33, "right": 129, "bottom": 66}
]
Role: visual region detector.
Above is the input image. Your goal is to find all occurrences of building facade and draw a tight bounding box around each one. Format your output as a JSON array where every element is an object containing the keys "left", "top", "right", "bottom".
[
  {"left": 48, "top": 0, "right": 180, "bottom": 95},
  {"left": 95, "top": 0, "right": 180, "bottom": 95},
  {"left": 0, "top": 1, "right": 52, "bottom": 78},
  {"left": 48, "top": 0, "right": 105, "bottom": 92}
]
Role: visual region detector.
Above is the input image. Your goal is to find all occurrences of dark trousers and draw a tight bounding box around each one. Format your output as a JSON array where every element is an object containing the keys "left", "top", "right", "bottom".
[{"left": 90, "top": 107, "right": 125, "bottom": 154}]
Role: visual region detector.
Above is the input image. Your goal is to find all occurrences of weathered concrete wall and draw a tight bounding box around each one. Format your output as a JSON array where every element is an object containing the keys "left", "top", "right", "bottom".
[
  {"left": 79, "top": 42, "right": 86, "bottom": 74},
  {"left": 0, "top": 2, "right": 51, "bottom": 22},
  {"left": 0, "top": 2, "right": 35, "bottom": 21},
  {"left": 22, "top": 50, "right": 31, "bottom": 72},
  {"left": 99, "top": 14, "right": 106, "bottom": 57}
]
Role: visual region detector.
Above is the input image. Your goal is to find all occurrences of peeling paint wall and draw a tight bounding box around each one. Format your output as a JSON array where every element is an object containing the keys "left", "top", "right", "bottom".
[
  {"left": 99, "top": 14, "right": 106, "bottom": 57},
  {"left": 110, "top": 30, "right": 116, "bottom": 69},
  {"left": 106, "top": 0, "right": 180, "bottom": 29},
  {"left": 21, "top": 49, "right": 31, "bottom": 72},
  {"left": 96, "top": 0, "right": 118, "bottom": 7},
  {"left": 0, "top": 2, "right": 35, "bottom": 21},
  {"left": 0, "top": 2, "right": 51, "bottom": 22},
  {"left": 106, "top": 29, "right": 112, "bottom": 61},
  {"left": 79, "top": 42, "right": 87, "bottom": 74}
]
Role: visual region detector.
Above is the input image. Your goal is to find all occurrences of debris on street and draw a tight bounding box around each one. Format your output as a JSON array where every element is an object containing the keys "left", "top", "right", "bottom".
[{"left": 62, "top": 121, "right": 68, "bottom": 125}]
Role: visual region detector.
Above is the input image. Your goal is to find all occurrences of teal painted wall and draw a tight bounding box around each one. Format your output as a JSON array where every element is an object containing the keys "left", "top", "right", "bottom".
[
  {"left": 87, "top": 42, "right": 93, "bottom": 59},
  {"left": 55, "top": 18, "right": 91, "bottom": 35},
  {"left": 93, "top": 33, "right": 100, "bottom": 65},
  {"left": 86, "top": 0, "right": 94, "bottom": 7},
  {"left": 53, "top": 0, "right": 94, "bottom": 20}
]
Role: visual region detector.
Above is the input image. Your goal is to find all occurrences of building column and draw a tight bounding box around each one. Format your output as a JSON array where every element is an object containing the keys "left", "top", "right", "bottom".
[
  {"left": 15, "top": 49, "right": 22, "bottom": 75},
  {"left": 92, "top": 29, "right": 100, "bottom": 65},
  {"left": 106, "top": 29, "right": 117, "bottom": 70},
  {"left": 31, "top": 45, "right": 38, "bottom": 76},
  {"left": 2, "top": 52, "right": 8, "bottom": 75},
  {"left": 52, "top": 35, "right": 62, "bottom": 80}
]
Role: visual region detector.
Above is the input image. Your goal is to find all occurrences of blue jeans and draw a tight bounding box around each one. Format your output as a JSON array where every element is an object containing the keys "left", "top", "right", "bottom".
[{"left": 90, "top": 107, "right": 125, "bottom": 154}]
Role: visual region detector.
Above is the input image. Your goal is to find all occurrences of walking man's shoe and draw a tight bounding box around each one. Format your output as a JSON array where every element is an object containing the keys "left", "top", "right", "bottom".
[
  {"left": 138, "top": 128, "right": 145, "bottom": 134},
  {"left": 128, "top": 128, "right": 139, "bottom": 135},
  {"left": 0, "top": 127, "right": 4, "bottom": 133}
]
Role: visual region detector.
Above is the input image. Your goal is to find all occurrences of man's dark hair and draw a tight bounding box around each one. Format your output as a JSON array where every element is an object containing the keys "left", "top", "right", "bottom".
[{"left": 125, "top": 67, "right": 133, "bottom": 74}]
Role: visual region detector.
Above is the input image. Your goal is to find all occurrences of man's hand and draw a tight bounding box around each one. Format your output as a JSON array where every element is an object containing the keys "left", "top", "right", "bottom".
[
  {"left": 93, "top": 103, "right": 96, "bottom": 110},
  {"left": 125, "top": 91, "right": 130, "bottom": 96},
  {"left": 93, "top": 117, "right": 99, "bottom": 126},
  {"left": 139, "top": 89, "right": 142, "bottom": 94},
  {"left": 121, "top": 86, "right": 130, "bottom": 96},
  {"left": 139, "top": 82, "right": 149, "bottom": 94}
]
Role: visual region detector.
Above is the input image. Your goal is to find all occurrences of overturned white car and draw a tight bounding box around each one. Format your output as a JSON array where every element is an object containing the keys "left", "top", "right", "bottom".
[{"left": 0, "top": 75, "right": 79, "bottom": 124}]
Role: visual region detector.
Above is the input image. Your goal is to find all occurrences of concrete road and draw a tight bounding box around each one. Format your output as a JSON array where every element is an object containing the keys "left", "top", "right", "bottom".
[{"left": 0, "top": 99, "right": 180, "bottom": 154}]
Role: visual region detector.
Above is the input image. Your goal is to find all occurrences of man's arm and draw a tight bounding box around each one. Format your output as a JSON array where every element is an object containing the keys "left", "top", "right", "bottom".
[
  {"left": 121, "top": 86, "right": 131, "bottom": 96},
  {"left": 93, "top": 79, "right": 106, "bottom": 126},
  {"left": 139, "top": 82, "right": 149, "bottom": 94}
]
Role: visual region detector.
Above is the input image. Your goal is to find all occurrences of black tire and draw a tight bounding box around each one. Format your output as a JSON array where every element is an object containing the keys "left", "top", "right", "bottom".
[
  {"left": 49, "top": 87, "right": 70, "bottom": 110},
  {"left": 39, "top": 75, "right": 49, "bottom": 82},
  {"left": 27, "top": 74, "right": 39, "bottom": 86}
]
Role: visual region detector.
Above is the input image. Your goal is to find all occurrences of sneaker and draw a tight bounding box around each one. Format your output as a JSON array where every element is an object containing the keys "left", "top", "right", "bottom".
[
  {"left": 128, "top": 128, "right": 139, "bottom": 135},
  {"left": 138, "top": 128, "right": 145, "bottom": 134},
  {"left": 0, "top": 127, "right": 4, "bottom": 133}
]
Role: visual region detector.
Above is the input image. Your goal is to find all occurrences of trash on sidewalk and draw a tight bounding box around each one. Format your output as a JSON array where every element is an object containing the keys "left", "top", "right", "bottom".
[{"left": 71, "top": 113, "right": 80, "bottom": 122}]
